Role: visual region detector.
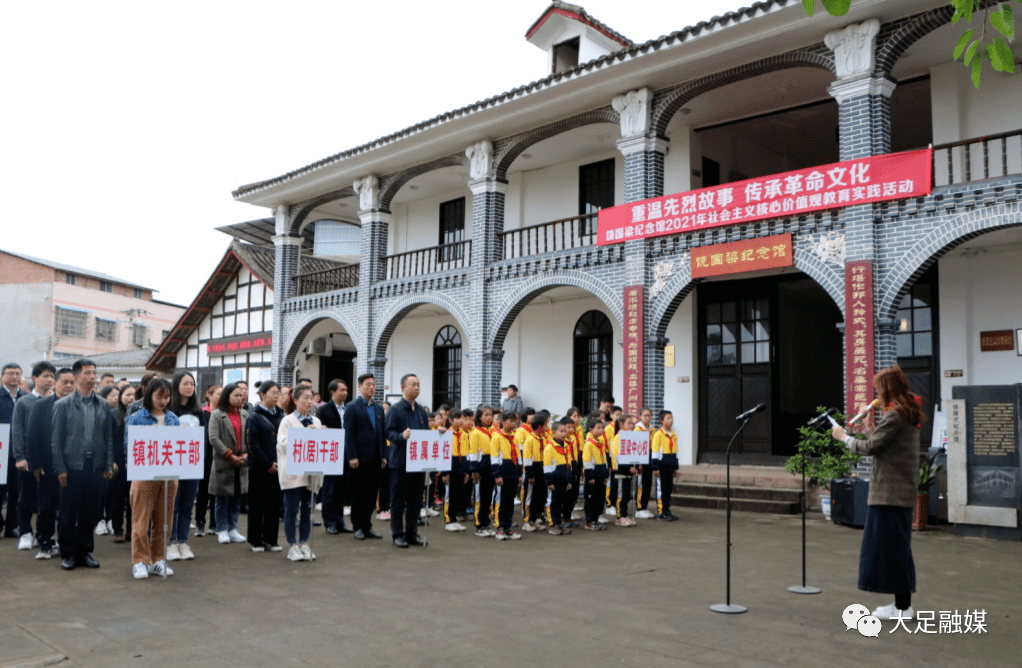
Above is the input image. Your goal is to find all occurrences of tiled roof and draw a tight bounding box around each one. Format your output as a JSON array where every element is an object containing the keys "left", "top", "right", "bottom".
[
  {"left": 216, "top": 217, "right": 316, "bottom": 252},
  {"left": 233, "top": 0, "right": 790, "bottom": 200},
  {"left": 146, "top": 240, "right": 347, "bottom": 371},
  {"left": 63, "top": 346, "right": 158, "bottom": 369},
  {"left": 1, "top": 248, "right": 155, "bottom": 291},
  {"left": 525, "top": 1, "right": 635, "bottom": 48}
]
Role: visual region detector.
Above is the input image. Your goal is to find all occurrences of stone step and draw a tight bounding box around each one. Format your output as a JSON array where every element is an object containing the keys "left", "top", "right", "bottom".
[
  {"left": 676, "top": 464, "right": 803, "bottom": 490},
  {"left": 670, "top": 492, "right": 801, "bottom": 515},
  {"left": 674, "top": 482, "right": 803, "bottom": 503}
]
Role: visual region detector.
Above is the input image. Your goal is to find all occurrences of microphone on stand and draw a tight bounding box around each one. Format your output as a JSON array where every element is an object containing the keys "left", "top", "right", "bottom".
[
  {"left": 848, "top": 398, "right": 881, "bottom": 425},
  {"left": 807, "top": 407, "right": 838, "bottom": 430},
  {"left": 735, "top": 403, "right": 767, "bottom": 422}
]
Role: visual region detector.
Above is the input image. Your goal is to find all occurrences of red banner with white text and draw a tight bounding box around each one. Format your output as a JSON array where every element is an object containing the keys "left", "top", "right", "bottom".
[{"left": 598, "top": 149, "right": 932, "bottom": 245}]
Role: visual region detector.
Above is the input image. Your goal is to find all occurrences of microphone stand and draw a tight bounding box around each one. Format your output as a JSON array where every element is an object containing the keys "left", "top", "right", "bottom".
[
  {"left": 787, "top": 420, "right": 824, "bottom": 595},
  {"left": 710, "top": 416, "right": 752, "bottom": 614}
]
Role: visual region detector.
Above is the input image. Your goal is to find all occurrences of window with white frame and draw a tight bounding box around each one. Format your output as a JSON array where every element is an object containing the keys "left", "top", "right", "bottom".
[
  {"left": 96, "top": 318, "right": 118, "bottom": 342},
  {"left": 314, "top": 220, "right": 360, "bottom": 256},
  {"left": 55, "top": 307, "right": 87, "bottom": 337},
  {"left": 132, "top": 324, "right": 148, "bottom": 347}
]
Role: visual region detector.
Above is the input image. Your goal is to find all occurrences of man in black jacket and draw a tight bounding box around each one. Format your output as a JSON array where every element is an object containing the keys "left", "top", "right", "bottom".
[
  {"left": 385, "top": 373, "right": 446, "bottom": 548},
  {"left": 25, "top": 368, "right": 76, "bottom": 559},
  {"left": 1, "top": 362, "right": 29, "bottom": 538},
  {"left": 317, "top": 379, "right": 352, "bottom": 534},
  {"left": 344, "top": 373, "right": 387, "bottom": 540},
  {"left": 12, "top": 361, "right": 56, "bottom": 550}
]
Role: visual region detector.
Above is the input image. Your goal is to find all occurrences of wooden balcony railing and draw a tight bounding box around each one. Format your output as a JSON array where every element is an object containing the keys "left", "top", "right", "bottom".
[
  {"left": 291, "top": 264, "right": 359, "bottom": 296},
  {"left": 932, "top": 129, "right": 1022, "bottom": 187},
  {"left": 498, "top": 212, "right": 600, "bottom": 260},
  {"left": 384, "top": 240, "right": 471, "bottom": 280}
]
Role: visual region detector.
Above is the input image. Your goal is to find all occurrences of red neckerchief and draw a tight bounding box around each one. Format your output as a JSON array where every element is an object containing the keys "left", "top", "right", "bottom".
[
  {"left": 553, "top": 440, "right": 567, "bottom": 461},
  {"left": 476, "top": 426, "right": 490, "bottom": 435},
  {"left": 658, "top": 428, "right": 676, "bottom": 453},
  {"left": 587, "top": 436, "right": 604, "bottom": 455},
  {"left": 503, "top": 431, "right": 518, "bottom": 465}
]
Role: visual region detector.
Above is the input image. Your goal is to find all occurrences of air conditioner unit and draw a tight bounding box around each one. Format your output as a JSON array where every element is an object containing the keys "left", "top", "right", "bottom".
[{"left": 307, "top": 337, "right": 333, "bottom": 356}]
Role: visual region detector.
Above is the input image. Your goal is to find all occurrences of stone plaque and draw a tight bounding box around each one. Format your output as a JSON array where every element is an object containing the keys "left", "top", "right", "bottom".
[{"left": 952, "top": 385, "right": 1022, "bottom": 509}]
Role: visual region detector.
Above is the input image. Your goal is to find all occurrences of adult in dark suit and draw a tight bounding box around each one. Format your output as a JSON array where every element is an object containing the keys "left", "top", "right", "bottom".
[
  {"left": 317, "top": 379, "right": 352, "bottom": 534},
  {"left": 344, "top": 373, "right": 387, "bottom": 540},
  {"left": 1, "top": 362, "right": 29, "bottom": 538},
  {"left": 25, "top": 368, "right": 77, "bottom": 559}
]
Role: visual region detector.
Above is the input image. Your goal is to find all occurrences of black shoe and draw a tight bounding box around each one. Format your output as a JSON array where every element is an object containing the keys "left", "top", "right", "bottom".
[
  {"left": 77, "top": 554, "right": 100, "bottom": 568},
  {"left": 407, "top": 534, "right": 427, "bottom": 547},
  {"left": 353, "top": 529, "right": 366, "bottom": 541},
  {"left": 392, "top": 536, "right": 409, "bottom": 548},
  {"left": 416, "top": 517, "right": 425, "bottom": 526},
  {"left": 60, "top": 556, "right": 76, "bottom": 571},
  {"left": 365, "top": 529, "right": 383, "bottom": 539},
  {"left": 338, "top": 524, "right": 354, "bottom": 534},
  {"left": 325, "top": 525, "right": 340, "bottom": 535}
]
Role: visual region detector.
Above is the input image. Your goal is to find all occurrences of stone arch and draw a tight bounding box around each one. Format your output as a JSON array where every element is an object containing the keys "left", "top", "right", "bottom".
[
  {"left": 874, "top": 5, "right": 956, "bottom": 77},
  {"left": 488, "top": 270, "right": 623, "bottom": 350},
  {"left": 792, "top": 243, "right": 846, "bottom": 312},
  {"left": 377, "top": 155, "right": 470, "bottom": 212},
  {"left": 282, "top": 308, "right": 361, "bottom": 375},
  {"left": 492, "top": 109, "right": 620, "bottom": 181},
  {"left": 650, "top": 50, "right": 835, "bottom": 137},
  {"left": 373, "top": 292, "right": 475, "bottom": 360},
  {"left": 878, "top": 202, "right": 1022, "bottom": 318},
  {"left": 650, "top": 260, "right": 697, "bottom": 340},
  {"left": 288, "top": 186, "right": 356, "bottom": 236}
]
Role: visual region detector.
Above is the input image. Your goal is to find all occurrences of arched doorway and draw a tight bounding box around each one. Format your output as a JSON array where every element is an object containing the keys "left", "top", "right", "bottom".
[
  {"left": 573, "top": 310, "right": 613, "bottom": 416},
  {"left": 432, "top": 325, "right": 462, "bottom": 408}
]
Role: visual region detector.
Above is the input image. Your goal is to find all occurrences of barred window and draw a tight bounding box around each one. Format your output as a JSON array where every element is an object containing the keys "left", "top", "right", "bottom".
[
  {"left": 134, "top": 288, "right": 143, "bottom": 299},
  {"left": 55, "top": 307, "right": 87, "bottom": 338},
  {"left": 96, "top": 318, "right": 118, "bottom": 342},
  {"left": 132, "top": 324, "right": 148, "bottom": 347},
  {"left": 66, "top": 274, "right": 76, "bottom": 285},
  {"left": 99, "top": 281, "right": 113, "bottom": 293}
]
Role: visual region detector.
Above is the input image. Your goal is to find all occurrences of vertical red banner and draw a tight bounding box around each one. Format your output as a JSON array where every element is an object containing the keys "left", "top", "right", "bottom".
[
  {"left": 623, "top": 286, "right": 644, "bottom": 417},
  {"left": 844, "top": 261, "right": 875, "bottom": 418}
]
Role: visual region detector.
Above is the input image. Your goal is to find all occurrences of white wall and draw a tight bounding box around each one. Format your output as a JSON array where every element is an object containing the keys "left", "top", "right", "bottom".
[
  {"left": 938, "top": 246, "right": 1022, "bottom": 402},
  {"left": 499, "top": 294, "right": 621, "bottom": 416},
  {"left": 931, "top": 60, "right": 1022, "bottom": 144},
  {"left": 664, "top": 127, "right": 700, "bottom": 196},
  {"left": 0, "top": 282, "right": 53, "bottom": 368},
  {"left": 384, "top": 312, "right": 468, "bottom": 409},
  {"left": 293, "top": 317, "right": 358, "bottom": 390},
  {"left": 389, "top": 188, "right": 473, "bottom": 255},
  {"left": 661, "top": 292, "right": 698, "bottom": 466}
]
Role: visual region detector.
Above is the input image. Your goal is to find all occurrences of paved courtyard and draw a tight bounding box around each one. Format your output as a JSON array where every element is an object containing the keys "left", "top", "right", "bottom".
[{"left": 0, "top": 505, "right": 1018, "bottom": 668}]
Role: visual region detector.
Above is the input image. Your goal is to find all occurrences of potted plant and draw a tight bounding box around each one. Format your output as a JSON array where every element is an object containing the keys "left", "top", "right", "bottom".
[
  {"left": 785, "top": 407, "right": 864, "bottom": 521},
  {"left": 914, "top": 454, "right": 942, "bottom": 531}
]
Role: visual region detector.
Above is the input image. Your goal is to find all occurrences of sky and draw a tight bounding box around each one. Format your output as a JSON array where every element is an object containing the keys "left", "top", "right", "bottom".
[{"left": 2, "top": 0, "right": 748, "bottom": 306}]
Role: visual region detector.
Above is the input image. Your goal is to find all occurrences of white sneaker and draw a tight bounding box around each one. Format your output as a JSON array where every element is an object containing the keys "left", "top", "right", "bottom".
[
  {"left": 287, "top": 545, "right": 305, "bottom": 561},
  {"left": 521, "top": 522, "right": 537, "bottom": 533},
  {"left": 571, "top": 510, "right": 583, "bottom": 520},
  {"left": 251, "top": 544, "right": 265, "bottom": 553},
  {"left": 18, "top": 534, "right": 34, "bottom": 550},
  {"left": 300, "top": 544, "right": 315, "bottom": 561},
  {"left": 513, "top": 497, "right": 521, "bottom": 505},
  {"left": 420, "top": 508, "right": 427, "bottom": 518},
  {"left": 165, "top": 544, "right": 181, "bottom": 561},
  {"left": 133, "top": 562, "right": 149, "bottom": 580},
  {"left": 871, "top": 603, "right": 914, "bottom": 620},
  {"left": 217, "top": 531, "right": 230, "bottom": 544},
  {"left": 444, "top": 522, "right": 466, "bottom": 532},
  {"left": 35, "top": 547, "right": 55, "bottom": 560},
  {"left": 267, "top": 544, "right": 283, "bottom": 552},
  {"left": 178, "top": 544, "right": 195, "bottom": 560},
  {"left": 475, "top": 528, "right": 495, "bottom": 537},
  {"left": 597, "top": 517, "right": 609, "bottom": 524},
  {"left": 227, "top": 529, "right": 246, "bottom": 543},
  {"left": 343, "top": 506, "right": 351, "bottom": 516},
  {"left": 605, "top": 507, "right": 616, "bottom": 517},
  {"left": 107, "top": 520, "right": 114, "bottom": 534},
  {"left": 147, "top": 560, "right": 174, "bottom": 577},
  {"left": 427, "top": 507, "right": 440, "bottom": 517},
  {"left": 95, "top": 521, "right": 109, "bottom": 536},
  {"left": 635, "top": 510, "right": 655, "bottom": 519}
]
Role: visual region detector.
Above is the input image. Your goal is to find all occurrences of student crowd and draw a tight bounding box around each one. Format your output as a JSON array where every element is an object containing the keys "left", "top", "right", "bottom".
[{"left": 0, "top": 360, "right": 682, "bottom": 581}]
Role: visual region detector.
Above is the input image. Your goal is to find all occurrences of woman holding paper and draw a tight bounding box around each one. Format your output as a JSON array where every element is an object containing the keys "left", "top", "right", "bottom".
[
  {"left": 125, "top": 378, "right": 179, "bottom": 580},
  {"left": 276, "top": 385, "right": 323, "bottom": 562},
  {"left": 208, "top": 383, "right": 250, "bottom": 545}
]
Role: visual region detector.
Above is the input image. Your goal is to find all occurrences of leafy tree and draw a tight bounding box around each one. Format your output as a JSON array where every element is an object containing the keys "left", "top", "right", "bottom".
[{"left": 803, "top": 0, "right": 1019, "bottom": 87}]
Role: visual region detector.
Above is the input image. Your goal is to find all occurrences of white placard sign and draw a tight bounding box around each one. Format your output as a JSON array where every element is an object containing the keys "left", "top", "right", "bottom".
[
  {"left": 931, "top": 410, "right": 947, "bottom": 451},
  {"left": 127, "top": 426, "right": 206, "bottom": 481},
  {"left": 616, "top": 430, "right": 650, "bottom": 466},
  {"left": 405, "top": 429, "right": 452, "bottom": 472},
  {"left": 0, "top": 424, "right": 9, "bottom": 472},
  {"left": 285, "top": 427, "right": 345, "bottom": 476}
]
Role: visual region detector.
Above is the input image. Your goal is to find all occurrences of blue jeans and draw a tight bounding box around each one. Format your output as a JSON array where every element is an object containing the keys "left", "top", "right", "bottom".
[
  {"left": 282, "top": 487, "right": 312, "bottom": 545},
  {"left": 170, "top": 479, "right": 199, "bottom": 543},
  {"left": 214, "top": 495, "right": 240, "bottom": 532}
]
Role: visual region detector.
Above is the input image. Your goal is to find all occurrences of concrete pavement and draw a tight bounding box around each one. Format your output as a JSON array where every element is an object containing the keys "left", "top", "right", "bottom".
[{"left": 0, "top": 504, "right": 1018, "bottom": 668}]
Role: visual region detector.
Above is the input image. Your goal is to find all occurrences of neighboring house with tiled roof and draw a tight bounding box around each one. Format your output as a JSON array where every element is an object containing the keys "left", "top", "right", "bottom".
[
  {"left": 147, "top": 238, "right": 357, "bottom": 400},
  {"left": 57, "top": 346, "right": 158, "bottom": 382},
  {"left": 0, "top": 248, "right": 184, "bottom": 370}
]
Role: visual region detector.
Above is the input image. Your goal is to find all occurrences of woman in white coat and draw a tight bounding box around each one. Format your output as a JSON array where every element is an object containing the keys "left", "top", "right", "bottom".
[{"left": 276, "top": 385, "right": 324, "bottom": 562}]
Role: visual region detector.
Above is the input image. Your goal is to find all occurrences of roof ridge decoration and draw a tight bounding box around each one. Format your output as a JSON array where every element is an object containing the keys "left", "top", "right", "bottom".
[
  {"left": 232, "top": 0, "right": 797, "bottom": 200},
  {"left": 525, "top": 1, "right": 635, "bottom": 48}
]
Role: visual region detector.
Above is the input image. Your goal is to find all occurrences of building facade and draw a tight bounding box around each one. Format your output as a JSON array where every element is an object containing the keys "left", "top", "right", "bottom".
[
  {"left": 0, "top": 249, "right": 184, "bottom": 368},
  {"left": 231, "top": 1, "right": 1022, "bottom": 473}
]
